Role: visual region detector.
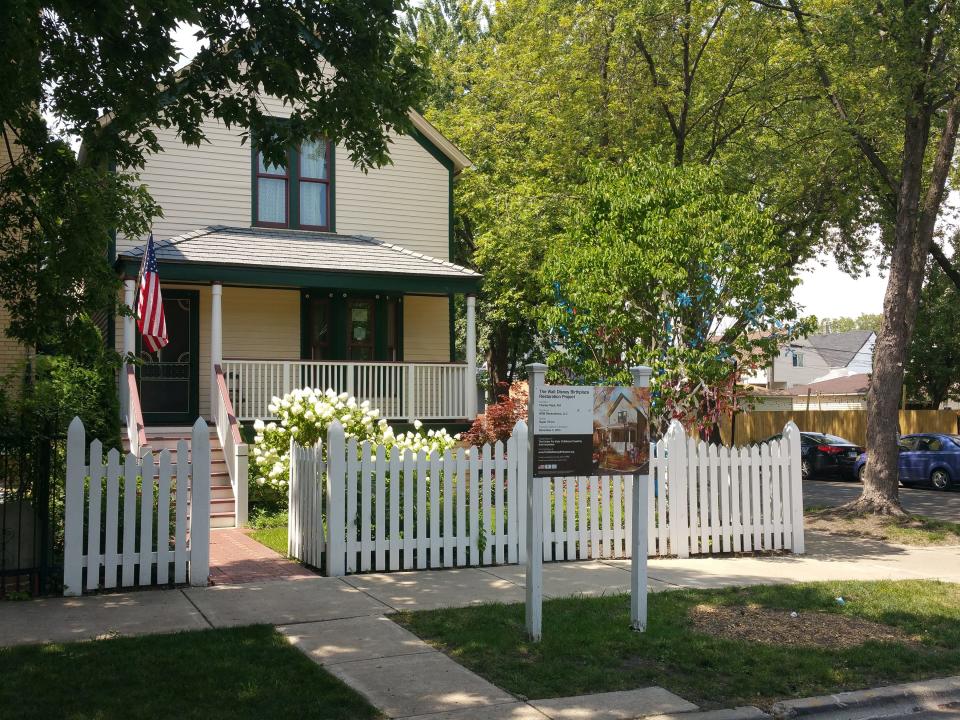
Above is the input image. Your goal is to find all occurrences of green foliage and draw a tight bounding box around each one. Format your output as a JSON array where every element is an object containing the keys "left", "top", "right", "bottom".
[
  {"left": 20, "top": 354, "right": 120, "bottom": 444},
  {"left": 907, "top": 261, "right": 960, "bottom": 408},
  {"left": 4, "top": 315, "right": 121, "bottom": 443},
  {"left": 0, "top": 132, "right": 157, "bottom": 354},
  {"left": 2, "top": 1, "right": 424, "bottom": 172},
  {"left": 1, "top": 0, "right": 426, "bottom": 392},
  {"left": 543, "top": 156, "right": 813, "bottom": 432}
]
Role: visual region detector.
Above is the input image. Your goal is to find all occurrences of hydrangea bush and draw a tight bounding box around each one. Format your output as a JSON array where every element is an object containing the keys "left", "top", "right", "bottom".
[{"left": 249, "top": 387, "right": 459, "bottom": 509}]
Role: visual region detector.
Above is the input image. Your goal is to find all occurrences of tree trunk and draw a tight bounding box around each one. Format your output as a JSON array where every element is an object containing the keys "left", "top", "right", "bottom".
[
  {"left": 857, "top": 98, "right": 960, "bottom": 515},
  {"left": 487, "top": 321, "right": 511, "bottom": 400}
]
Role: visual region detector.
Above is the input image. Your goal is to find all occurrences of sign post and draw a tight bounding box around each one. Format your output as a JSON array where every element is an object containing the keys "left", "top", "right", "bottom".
[
  {"left": 525, "top": 362, "right": 653, "bottom": 641},
  {"left": 525, "top": 363, "right": 547, "bottom": 641},
  {"left": 629, "top": 365, "right": 653, "bottom": 631}
]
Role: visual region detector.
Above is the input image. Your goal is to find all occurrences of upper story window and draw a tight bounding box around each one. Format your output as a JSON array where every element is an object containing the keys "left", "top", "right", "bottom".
[
  {"left": 254, "top": 139, "right": 332, "bottom": 230},
  {"left": 792, "top": 352, "right": 804, "bottom": 367}
]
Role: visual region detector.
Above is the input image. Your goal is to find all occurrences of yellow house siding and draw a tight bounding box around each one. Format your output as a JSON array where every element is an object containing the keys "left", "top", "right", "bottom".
[
  {"left": 334, "top": 133, "right": 449, "bottom": 260},
  {"left": 0, "top": 301, "right": 29, "bottom": 386},
  {"left": 119, "top": 95, "right": 451, "bottom": 262},
  {"left": 222, "top": 287, "right": 300, "bottom": 359},
  {"left": 403, "top": 295, "right": 449, "bottom": 362}
]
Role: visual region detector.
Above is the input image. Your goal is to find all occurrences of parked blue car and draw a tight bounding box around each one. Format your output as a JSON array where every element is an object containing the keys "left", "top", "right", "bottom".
[{"left": 854, "top": 433, "right": 960, "bottom": 490}]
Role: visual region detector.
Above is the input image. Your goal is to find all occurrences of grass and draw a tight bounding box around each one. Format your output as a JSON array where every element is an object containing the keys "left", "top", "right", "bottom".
[
  {"left": 805, "top": 508, "right": 960, "bottom": 546},
  {"left": 247, "top": 509, "right": 289, "bottom": 556},
  {"left": 394, "top": 580, "right": 960, "bottom": 710},
  {"left": 0, "top": 625, "right": 382, "bottom": 720}
]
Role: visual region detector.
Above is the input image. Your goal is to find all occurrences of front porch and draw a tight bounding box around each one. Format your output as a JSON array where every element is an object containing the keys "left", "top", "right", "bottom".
[
  {"left": 114, "top": 226, "right": 482, "bottom": 528},
  {"left": 221, "top": 358, "right": 470, "bottom": 422}
]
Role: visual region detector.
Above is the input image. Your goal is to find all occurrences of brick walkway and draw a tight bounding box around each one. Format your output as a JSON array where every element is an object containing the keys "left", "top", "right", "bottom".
[{"left": 208, "top": 528, "right": 317, "bottom": 585}]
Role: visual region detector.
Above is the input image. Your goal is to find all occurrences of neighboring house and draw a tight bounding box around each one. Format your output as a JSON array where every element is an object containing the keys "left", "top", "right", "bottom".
[
  {"left": 749, "top": 373, "right": 871, "bottom": 411},
  {"left": 744, "top": 330, "right": 875, "bottom": 389},
  {"left": 86, "top": 90, "right": 480, "bottom": 528}
]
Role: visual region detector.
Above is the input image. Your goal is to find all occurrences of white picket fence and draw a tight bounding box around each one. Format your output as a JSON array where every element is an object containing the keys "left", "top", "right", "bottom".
[
  {"left": 288, "top": 419, "right": 804, "bottom": 575},
  {"left": 63, "top": 417, "right": 211, "bottom": 596}
]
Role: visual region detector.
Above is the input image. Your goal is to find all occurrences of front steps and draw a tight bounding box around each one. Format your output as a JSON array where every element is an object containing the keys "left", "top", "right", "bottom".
[{"left": 121, "top": 425, "right": 237, "bottom": 528}]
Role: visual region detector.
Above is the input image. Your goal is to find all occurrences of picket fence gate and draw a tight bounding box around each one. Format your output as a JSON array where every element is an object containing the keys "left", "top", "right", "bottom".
[
  {"left": 287, "top": 419, "right": 804, "bottom": 575},
  {"left": 63, "top": 417, "right": 211, "bottom": 596}
]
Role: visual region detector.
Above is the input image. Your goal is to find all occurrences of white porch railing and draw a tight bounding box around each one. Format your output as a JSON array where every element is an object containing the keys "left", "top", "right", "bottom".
[
  {"left": 214, "top": 364, "right": 249, "bottom": 525},
  {"left": 221, "top": 359, "right": 469, "bottom": 422}
]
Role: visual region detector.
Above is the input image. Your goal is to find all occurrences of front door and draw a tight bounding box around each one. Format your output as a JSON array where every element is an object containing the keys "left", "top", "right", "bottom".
[{"left": 137, "top": 289, "right": 200, "bottom": 425}]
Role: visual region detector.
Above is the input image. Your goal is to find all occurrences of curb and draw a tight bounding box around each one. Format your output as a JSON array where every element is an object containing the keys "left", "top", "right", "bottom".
[
  {"left": 647, "top": 707, "right": 770, "bottom": 720},
  {"left": 771, "top": 675, "right": 960, "bottom": 719}
]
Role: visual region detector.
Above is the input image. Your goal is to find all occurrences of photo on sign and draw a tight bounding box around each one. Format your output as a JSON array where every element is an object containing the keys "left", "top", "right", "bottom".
[{"left": 592, "top": 387, "right": 650, "bottom": 474}]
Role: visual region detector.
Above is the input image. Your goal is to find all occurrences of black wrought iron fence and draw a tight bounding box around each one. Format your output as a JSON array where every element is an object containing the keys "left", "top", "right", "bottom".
[{"left": 0, "top": 428, "right": 65, "bottom": 596}]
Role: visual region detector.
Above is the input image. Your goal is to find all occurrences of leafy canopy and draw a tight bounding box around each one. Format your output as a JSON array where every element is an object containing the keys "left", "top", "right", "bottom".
[
  {"left": 543, "top": 156, "right": 813, "bottom": 431},
  {"left": 907, "top": 257, "right": 960, "bottom": 408},
  {"left": 0, "top": 0, "right": 424, "bottom": 356}
]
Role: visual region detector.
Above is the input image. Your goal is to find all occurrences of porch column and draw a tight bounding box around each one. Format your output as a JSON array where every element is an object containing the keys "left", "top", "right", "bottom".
[
  {"left": 121, "top": 278, "right": 136, "bottom": 417},
  {"left": 210, "top": 282, "right": 223, "bottom": 415},
  {"left": 465, "top": 293, "right": 477, "bottom": 420}
]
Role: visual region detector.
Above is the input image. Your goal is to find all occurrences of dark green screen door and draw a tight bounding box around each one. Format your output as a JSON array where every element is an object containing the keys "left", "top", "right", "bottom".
[{"left": 138, "top": 289, "right": 200, "bottom": 425}]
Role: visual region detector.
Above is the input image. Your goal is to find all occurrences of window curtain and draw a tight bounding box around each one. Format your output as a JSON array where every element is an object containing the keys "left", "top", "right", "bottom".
[
  {"left": 300, "top": 183, "right": 327, "bottom": 227},
  {"left": 258, "top": 178, "right": 286, "bottom": 223}
]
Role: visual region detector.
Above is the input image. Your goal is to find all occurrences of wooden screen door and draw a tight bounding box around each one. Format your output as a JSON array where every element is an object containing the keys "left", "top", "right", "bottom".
[{"left": 137, "top": 289, "right": 200, "bottom": 425}]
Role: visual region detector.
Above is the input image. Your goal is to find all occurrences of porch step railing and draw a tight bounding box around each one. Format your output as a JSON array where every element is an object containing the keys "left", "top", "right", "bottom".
[
  {"left": 213, "top": 364, "right": 249, "bottom": 525},
  {"left": 221, "top": 359, "right": 468, "bottom": 422},
  {"left": 124, "top": 365, "right": 148, "bottom": 458}
]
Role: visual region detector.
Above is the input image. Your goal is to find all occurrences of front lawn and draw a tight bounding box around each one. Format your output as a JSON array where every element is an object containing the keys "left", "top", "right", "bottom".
[
  {"left": 249, "top": 525, "right": 288, "bottom": 555},
  {"left": 0, "top": 625, "right": 382, "bottom": 719},
  {"left": 248, "top": 509, "right": 289, "bottom": 556},
  {"left": 394, "top": 580, "right": 960, "bottom": 710},
  {"left": 806, "top": 508, "right": 960, "bottom": 546}
]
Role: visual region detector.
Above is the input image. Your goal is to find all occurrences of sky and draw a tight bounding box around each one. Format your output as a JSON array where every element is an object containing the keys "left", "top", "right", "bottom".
[{"left": 794, "top": 254, "right": 886, "bottom": 319}]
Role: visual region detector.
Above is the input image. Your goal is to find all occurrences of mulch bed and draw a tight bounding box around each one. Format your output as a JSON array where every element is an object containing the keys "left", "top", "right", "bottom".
[{"left": 688, "top": 603, "right": 917, "bottom": 649}]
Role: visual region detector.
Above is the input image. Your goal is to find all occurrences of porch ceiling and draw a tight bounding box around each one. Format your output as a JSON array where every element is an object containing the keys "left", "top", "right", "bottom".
[{"left": 116, "top": 225, "right": 481, "bottom": 294}]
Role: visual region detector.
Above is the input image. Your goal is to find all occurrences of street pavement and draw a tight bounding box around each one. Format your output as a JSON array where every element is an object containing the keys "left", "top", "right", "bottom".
[{"left": 803, "top": 477, "right": 960, "bottom": 522}]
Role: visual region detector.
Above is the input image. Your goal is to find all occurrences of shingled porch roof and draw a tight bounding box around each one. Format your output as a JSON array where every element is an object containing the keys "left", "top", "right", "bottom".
[{"left": 116, "top": 225, "right": 481, "bottom": 294}]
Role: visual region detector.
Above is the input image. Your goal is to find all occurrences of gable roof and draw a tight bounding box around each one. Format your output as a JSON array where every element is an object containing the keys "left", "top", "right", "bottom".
[
  {"left": 804, "top": 330, "right": 875, "bottom": 368},
  {"left": 116, "top": 226, "right": 480, "bottom": 292}
]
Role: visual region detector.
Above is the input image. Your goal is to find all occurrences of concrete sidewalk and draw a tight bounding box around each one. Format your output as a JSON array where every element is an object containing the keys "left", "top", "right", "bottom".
[
  {"left": 3, "top": 531, "right": 959, "bottom": 719},
  {"left": 3, "top": 531, "right": 959, "bottom": 647}
]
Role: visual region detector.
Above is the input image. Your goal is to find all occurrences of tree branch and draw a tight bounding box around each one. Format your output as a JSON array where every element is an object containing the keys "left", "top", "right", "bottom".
[
  {"left": 785, "top": 0, "right": 900, "bottom": 205},
  {"left": 930, "top": 242, "right": 960, "bottom": 290},
  {"left": 634, "top": 32, "right": 681, "bottom": 140}
]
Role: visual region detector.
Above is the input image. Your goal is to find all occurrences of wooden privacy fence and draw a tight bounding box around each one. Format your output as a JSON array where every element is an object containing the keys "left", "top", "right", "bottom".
[
  {"left": 63, "top": 417, "right": 210, "bottom": 596},
  {"left": 288, "top": 419, "right": 804, "bottom": 575},
  {"left": 723, "top": 408, "right": 960, "bottom": 446}
]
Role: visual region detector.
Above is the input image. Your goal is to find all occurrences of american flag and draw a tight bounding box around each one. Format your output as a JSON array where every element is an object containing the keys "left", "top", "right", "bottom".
[{"left": 137, "top": 234, "right": 168, "bottom": 353}]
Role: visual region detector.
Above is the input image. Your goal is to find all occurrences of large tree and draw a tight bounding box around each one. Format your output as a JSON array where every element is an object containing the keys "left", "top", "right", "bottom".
[
  {"left": 543, "top": 156, "right": 812, "bottom": 435},
  {"left": 765, "top": 0, "right": 960, "bottom": 514},
  {"left": 1, "top": 0, "right": 423, "bottom": 354},
  {"left": 408, "top": 0, "right": 826, "bottom": 394}
]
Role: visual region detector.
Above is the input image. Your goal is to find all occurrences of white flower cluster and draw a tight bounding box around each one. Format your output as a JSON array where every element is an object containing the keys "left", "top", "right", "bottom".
[{"left": 250, "top": 388, "right": 459, "bottom": 495}]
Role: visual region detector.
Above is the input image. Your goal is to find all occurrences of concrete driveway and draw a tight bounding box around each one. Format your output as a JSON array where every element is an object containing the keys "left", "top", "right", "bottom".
[{"left": 803, "top": 478, "right": 960, "bottom": 521}]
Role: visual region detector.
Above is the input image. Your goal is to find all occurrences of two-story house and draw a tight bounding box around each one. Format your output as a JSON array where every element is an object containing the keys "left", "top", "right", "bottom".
[
  {"left": 98, "top": 94, "right": 480, "bottom": 528},
  {"left": 744, "top": 330, "right": 875, "bottom": 389}
]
